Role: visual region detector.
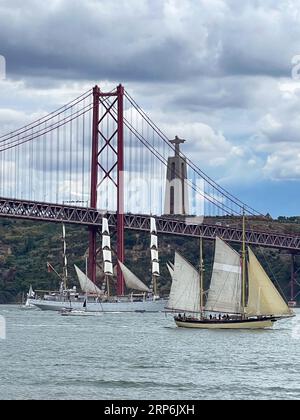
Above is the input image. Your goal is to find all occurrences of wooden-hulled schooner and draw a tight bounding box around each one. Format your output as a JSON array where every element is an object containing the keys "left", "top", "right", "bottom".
[{"left": 167, "top": 217, "right": 294, "bottom": 329}]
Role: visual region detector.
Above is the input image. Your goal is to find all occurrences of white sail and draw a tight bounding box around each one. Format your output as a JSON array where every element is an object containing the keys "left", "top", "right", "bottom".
[
  {"left": 151, "top": 235, "right": 158, "bottom": 249},
  {"left": 28, "top": 285, "right": 35, "bottom": 298},
  {"left": 103, "top": 249, "right": 112, "bottom": 263},
  {"left": 246, "top": 248, "right": 292, "bottom": 317},
  {"left": 25, "top": 285, "right": 35, "bottom": 306},
  {"left": 74, "top": 265, "right": 102, "bottom": 295},
  {"left": 152, "top": 261, "right": 160, "bottom": 276},
  {"left": 205, "top": 237, "right": 242, "bottom": 314},
  {"left": 102, "top": 217, "right": 109, "bottom": 235},
  {"left": 151, "top": 249, "right": 159, "bottom": 262},
  {"left": 102, "top": 235, "right": 111, "bottom": 250},
  {"left": 150, "top": 217, "right": 157, "bottom": 233},
  {"left": 167, "top": 263, "right": 174, "bottom": 279},
  {"left": 118, "top": 261, "right": 151, "bottom": 293},
  {"left": 166, "top": 252, "right": 200, "bottom": 313},
  {"left": 104, "top": 261, "right": 114, "bottom": 276}
]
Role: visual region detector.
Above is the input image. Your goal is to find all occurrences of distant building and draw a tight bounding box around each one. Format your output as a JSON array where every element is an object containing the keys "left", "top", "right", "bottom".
[{"left": 164, "top": 136, "right": 189, "bottom": 215}]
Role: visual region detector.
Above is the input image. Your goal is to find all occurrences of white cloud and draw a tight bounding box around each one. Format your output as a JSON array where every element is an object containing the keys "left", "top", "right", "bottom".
[
  {"left": 264, "top": 147, "right": 300, "bottom": 180},
  {"left": 2, "top": 0, "right": 300, "bottom": 212}
]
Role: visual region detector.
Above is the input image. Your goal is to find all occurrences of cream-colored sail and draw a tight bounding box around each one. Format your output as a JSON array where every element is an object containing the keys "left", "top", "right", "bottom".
[
  {"left": 246, "top": 248, "right": 292, "bottom": 317},
  {"left": 166, "top": 252, "right": 200, "bottom": 313},
  {"left": 205, "top": 237, "right": 242, "bottom": 314},
  {"left": 74, "top": 265, "right": 102, "bottom": 295},
  {"left": 118, "top": 261, "right": 151, "bottom": 293}
]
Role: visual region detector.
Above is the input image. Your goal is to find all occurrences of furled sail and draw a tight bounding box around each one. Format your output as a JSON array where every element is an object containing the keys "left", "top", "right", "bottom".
[
  {"left": 151, "top": 250, "right": 159, "bottom": 262},
  {"left": 152, "top": 261, "right": 160, "bottom": 276},
  {"left": 103, "top": 250, "right": 112, "bottom": 263},
  {"left": 74, "top": 265, "right": 102, "bottom": 295},
  {"left": 102, "top": 235, "right": 111, "bottom": 250},
  {"left": 246, "top": 248, "right": 292, "bottom": 317},
  {"left": 150, "top": 217, "right": 160, "bottom": 276},
  {"left": 166, "top": 252, "right": 200, "bottom": 313},
  {"left": 205, "top": 237, "right": 242, "bottom": 314},
  {"left": 118, "top": 261, "right": 151, "bottom": 293},
  {"left": 150, "top": 217, "right": 157, "bottom": 234},
  {"left": 102, "top": 217, "right": 109, "bottom": 234},
  {"left": 104, "top": 262, "right": 113, "bottom": 276},
  {"left": 150, "top": 235, "right": 158, "bottom": 249},
  {"left": 102, "top": 217, "right": 113, "bottom": 276}
]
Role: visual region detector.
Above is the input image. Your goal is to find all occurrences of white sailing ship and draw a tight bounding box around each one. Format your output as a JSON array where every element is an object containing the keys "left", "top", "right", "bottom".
[
  {"left": 167, "top": 217, "right": 294, "bottom": 329},
  {"left": 29, "top": 217, "right": 168, "bottom": 312},
  {"left": 27, "top": 224, "right": 86, "bottom": 311}
]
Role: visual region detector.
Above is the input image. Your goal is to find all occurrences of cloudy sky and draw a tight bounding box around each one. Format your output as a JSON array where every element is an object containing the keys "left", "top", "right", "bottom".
[{"left": 1, "top": 0, "right": 300, "bottom": 217}]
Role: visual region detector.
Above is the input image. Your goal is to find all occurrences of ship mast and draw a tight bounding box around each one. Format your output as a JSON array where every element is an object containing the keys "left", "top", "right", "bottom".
[
  {"left": 102, "top": 217, "right": 113, "bottom": 298},
  {"left": 200, "top": 237, "right": 204, "bottom": 317},
  {"left": 242, "top": 208, "right": 246, "bottom": 316},
  {"left": 150, "top": 217, "right": 160, "bottom": 298},
  {"left": 62, "top": 223, "right": 68, "bottom": 290},
  {"left": 106, "top": 273, "right": 110, "bottom": 298}
]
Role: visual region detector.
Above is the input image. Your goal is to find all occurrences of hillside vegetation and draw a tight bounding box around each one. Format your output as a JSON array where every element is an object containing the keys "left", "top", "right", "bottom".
[{"left": 0, "top": 217, "right": 299, "bottom": 304}]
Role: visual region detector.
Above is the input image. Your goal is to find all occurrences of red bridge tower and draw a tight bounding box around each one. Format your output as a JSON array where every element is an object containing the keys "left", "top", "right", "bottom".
[{"left": 88, "top": 84, "right": 125, "bottom": 296}]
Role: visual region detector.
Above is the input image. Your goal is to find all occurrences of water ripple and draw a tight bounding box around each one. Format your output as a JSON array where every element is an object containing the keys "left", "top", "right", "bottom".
[{"left": 0, "top": 306, "right": 300, "bottom": 400}]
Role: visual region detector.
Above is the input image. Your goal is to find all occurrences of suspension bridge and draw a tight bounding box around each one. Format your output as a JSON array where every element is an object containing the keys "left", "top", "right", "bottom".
[{"left": 0, "top": 84, "right": 299, "bottom": 300}]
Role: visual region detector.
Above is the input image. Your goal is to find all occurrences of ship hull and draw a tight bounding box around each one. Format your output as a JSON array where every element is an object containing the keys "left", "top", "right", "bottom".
[
  {"left": 175, "top": 318, "right": 276, "bottom": 330},
  {"left": 28, "top": 298, "right": 168, "bottom": 313}
]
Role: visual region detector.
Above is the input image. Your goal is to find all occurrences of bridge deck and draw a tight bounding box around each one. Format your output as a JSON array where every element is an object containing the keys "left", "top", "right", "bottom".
[{"left": 0, "top": 197, "right": 299, "bottom": 251}]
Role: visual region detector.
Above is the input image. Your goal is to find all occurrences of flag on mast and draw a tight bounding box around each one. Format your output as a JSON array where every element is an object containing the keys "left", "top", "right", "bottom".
[{"left": 47, "top": 262, "right": 55, "bottom": 273}]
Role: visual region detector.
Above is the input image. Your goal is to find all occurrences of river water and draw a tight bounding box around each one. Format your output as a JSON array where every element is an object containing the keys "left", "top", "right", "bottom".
[{"left": 0, "top": 305, "right": 299, "bottom": 400}]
